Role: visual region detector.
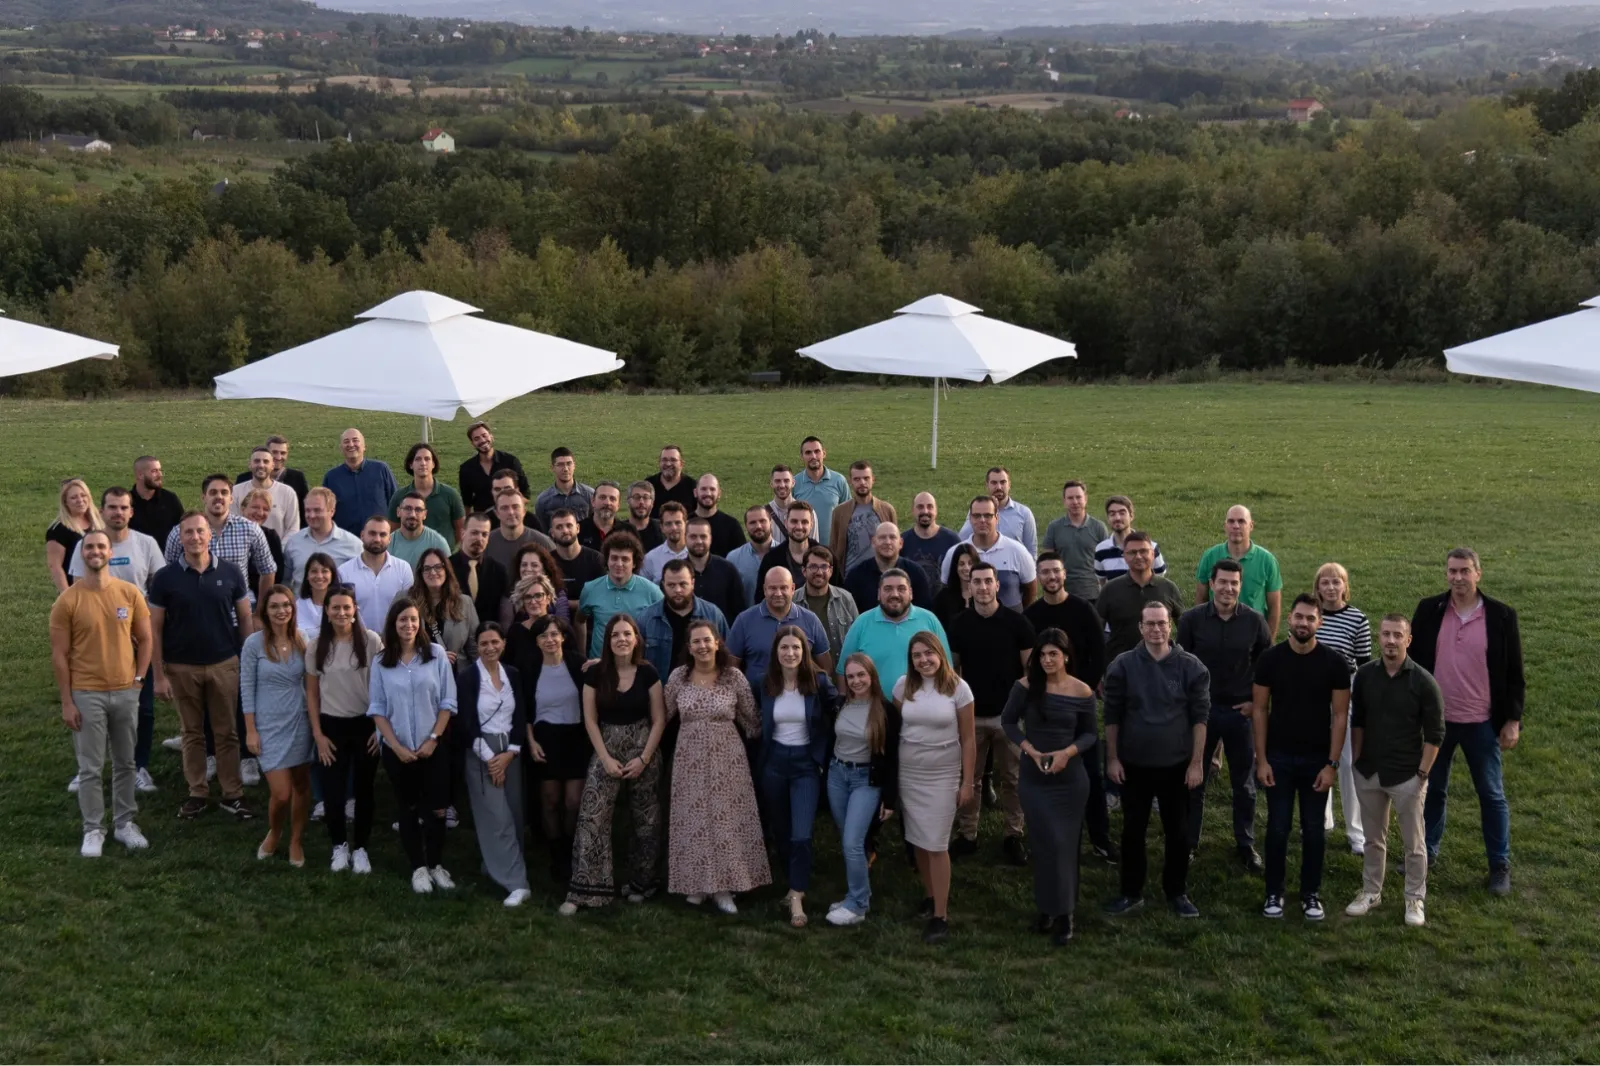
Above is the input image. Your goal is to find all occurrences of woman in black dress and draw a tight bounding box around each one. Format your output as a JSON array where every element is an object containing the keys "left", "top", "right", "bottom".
[
  {"left": 1002, "top": 627, "right": 1098, "bottom": 945},
  {"left": 933, "top": 543, "right": 979, "bottom": 630}
]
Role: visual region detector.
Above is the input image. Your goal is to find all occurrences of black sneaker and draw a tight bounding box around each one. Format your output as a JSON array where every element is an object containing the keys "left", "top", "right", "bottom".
[
  {"left": 1002, "top": 836, "right": 1029, "bottom": 866},
  {"left": 218, "top": 796, "right": 255, "bottom": 820},
  {"left": 1238, "top": 846, "right": 1264, "bottom": 874},
  {"left": 177, "top": 797, "right": 207, "bottom": 820},
  {"left": 1487, "top": 865, "right": 1512, "bottom": 896},
  {"left": 950, "top": 837, "right": 978, "bottom": 858},
  {"left": 922, "top": 916, "right": 949, "bottom": 944},
  {"left": 1262, "top": 894, "right": 1285, "bottom": 919},
  {"left": 1103, "top": 895, "right": 1144, "bottom": 916},
  {"left": 1302, "top": 894, "right": 1325, "bottom": 921},
  {"left": 917, "top": 896, "right": 935, "bottom": 919},
  {"left": 1170, "top": 894, "right": 1200, "bottom": 919},
  {"left": 1051, "top": 914, "right": 1075, "bottom": 946},
  {"left": 1091, "top": 842, "right": 1121, "bottom": 865},
  {"left": 1032, "top": 912, "right": 1053, "bottom": 934}
]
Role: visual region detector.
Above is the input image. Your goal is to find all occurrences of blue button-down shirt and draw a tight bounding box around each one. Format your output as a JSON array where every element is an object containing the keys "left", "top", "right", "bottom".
[
  {"left": 323, "top": 460, "right": 399, "bottom": 535},
  {"left": 367, "top": 644, "right": 458, "bottom": 750},
  {"left": 336, "top": 553, "right": 414, "bottom": 631},
  {"left": 726, "top": 600, "right": 830, "bottom": 686},
  {"left": 725, "top": 541, "right": 769, "bottom": 608}
]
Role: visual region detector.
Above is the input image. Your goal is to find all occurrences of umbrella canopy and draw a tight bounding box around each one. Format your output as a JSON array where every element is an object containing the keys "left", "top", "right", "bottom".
[
  {"left": 1444, "top": 296, "right": 1600, "bottom": 392},
  {"left": 0, "top": 310, "right": 119, "bottom": 377},
  {"left": 213, "top": 291, "right": 624, "bottom": 424},
  {"left": 797, "top": 294, "right": 1077, "bottom": 467}
]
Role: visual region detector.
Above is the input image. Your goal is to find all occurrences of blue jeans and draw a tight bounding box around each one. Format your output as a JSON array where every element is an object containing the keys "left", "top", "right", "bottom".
[
  {"left": 1424, "top": 719, "right": 1511, "bottom": 867},
  {"left": 761, "top": 743, "right": 821, "bottom": 893},
  {"left": 1264, "top": 751, "right": 1329, "bottom": 899},
  {"left": 826, "top": 759, "right": 880, "bottom": 915},
  {"left": 134, "top": 671, "right": 155, "bottom": 770}
]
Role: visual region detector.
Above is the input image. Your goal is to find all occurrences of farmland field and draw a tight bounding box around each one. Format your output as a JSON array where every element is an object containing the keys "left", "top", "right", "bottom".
[{"left": 3, "top": 382, "right": 1598, "bottom": 1061}]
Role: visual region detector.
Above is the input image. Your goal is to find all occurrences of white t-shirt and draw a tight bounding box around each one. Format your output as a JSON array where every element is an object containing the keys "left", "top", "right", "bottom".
[
  {"left": 772, "top": 688, "right": 809, "bottom": 746},
  {"left": 68, "top": 529, "right": 164, "bottom": 594},
  {"left": 893, "top": 674, "right": 974, "bottom": 747},
  {"left": 938, "top": 535, "right": 1037, "bottom": 609}
]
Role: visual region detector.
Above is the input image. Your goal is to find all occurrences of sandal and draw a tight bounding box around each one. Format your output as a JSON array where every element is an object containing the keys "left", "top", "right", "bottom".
[{"left": 785, "top": 890, "right": 807, "bottom": 928}]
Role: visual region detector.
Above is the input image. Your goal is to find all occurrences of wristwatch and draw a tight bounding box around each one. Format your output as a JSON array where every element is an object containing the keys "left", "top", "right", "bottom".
[
  {"left": 428, "top": 732, "right": 440, "bottom": 742},
  {"left": 1326, "top": 759, "right": 1340, "bottom": 770},
  {"left": 1417, "top": 768, "right": 1430, "bottom": 780}
]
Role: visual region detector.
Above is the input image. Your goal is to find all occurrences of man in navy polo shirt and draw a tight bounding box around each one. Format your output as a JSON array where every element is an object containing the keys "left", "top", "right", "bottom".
[{"left": 726, "top": 567, "right": 831, "bottom": 687}]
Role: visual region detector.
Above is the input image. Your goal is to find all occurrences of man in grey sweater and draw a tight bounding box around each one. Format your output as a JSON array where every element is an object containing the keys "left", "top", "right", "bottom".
[{"left": 1103, "top": 600, "right": 1211, "bottom": 918}]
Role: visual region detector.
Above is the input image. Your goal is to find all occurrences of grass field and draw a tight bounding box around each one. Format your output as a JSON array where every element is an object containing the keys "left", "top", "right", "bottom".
[{"left": 4, "top": 381, "right": 1600, "bottom": 1062}]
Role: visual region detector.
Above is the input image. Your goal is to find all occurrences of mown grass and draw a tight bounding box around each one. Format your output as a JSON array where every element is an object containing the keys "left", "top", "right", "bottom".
[{"left": 3, "top": 381, "right": 1599, "bottom": 1062}]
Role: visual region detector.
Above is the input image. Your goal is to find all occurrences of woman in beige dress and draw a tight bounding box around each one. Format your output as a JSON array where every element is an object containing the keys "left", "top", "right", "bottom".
[{"left": 664, "top": 618, "right": 769, "bottom": 913}]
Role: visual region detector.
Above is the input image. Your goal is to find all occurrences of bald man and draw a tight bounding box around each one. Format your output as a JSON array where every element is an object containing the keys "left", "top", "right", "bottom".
[
  {"left": 321, "top": 428, "right": 397, "bottom": 535},
  {"left": 693, "top": 473, "right": 747, "bottom": 557},
  {"left": 1195, "top": 505, "right": 1283, "bottom": 637},
  {"left": 843, "top": 521, "right": 934, "bottom": 614},
  {"left": 898, "top": 492, "right": 961, "bottom": 593}
]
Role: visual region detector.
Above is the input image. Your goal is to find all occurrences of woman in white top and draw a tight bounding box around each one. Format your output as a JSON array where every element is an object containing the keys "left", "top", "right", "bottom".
[
  {"left": 295, "top": 552, "right": 337, "bottom": 637},
  {"left": 306, "top": 588, "right": 383, "bottom": 874},
  {"left": 892, "top": 630, "right": 975, "bottom": 945},
  {"left": 456, "top": 622, "right": 531, "bottom": 908}
]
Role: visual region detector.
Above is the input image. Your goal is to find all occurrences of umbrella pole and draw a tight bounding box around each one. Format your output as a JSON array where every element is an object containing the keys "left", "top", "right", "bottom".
[
  {"left": 420, "top": 415, "right": 430, "bottom": 444},
  {"left": 931, "top": 377, "right": 939, "bottom": 469}
]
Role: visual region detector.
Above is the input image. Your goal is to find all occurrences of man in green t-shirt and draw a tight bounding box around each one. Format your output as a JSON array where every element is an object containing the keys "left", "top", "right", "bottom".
[{"left": 1195, "top": 505, "right": 1283, "bottom": 637}]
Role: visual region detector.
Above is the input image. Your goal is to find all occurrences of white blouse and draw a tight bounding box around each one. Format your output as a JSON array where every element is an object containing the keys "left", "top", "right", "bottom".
[
  {"left": 472, "top": 662, "right": 519, "bottom": 763},
  {"left": 894, "top": 675, "right": 974, "bottom": 748}
]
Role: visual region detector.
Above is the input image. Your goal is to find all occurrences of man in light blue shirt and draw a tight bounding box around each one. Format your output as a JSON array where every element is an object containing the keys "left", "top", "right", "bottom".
[
  {"left": 281, "top": 486, "right": 361, "bottom": 588},
  {"left": 577, "top": 531, "right": 663, "bottom": 658},
  {"left": 322, "top": 428, "right": 398, "bottom": 535},
  {"left": 959, "top": 466, "right": 1038, "bottom": 558},
  {"left": 726, "top": 504, "right": 775, "bottom": 608},
  {"left": 726, "top": 566, "right": 831, "bottom": 686},
  {"left": 837, "top": 568, "right": 951, "bottom": 697},
  {"left": 791, "top": 435, "right": 849, "bottom": 514}
]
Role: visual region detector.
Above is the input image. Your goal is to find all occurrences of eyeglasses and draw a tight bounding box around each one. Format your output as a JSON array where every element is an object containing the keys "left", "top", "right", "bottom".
[
  {"left": 525, "top": 591, "right": 550, "bottom": 602},
  {"left": 419, "top": 564, "right": 446, "bottom": 575}
]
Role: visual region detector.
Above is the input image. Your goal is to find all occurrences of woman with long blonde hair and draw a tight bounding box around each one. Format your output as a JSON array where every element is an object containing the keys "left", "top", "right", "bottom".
[
  {"left": 824, "top": 652, "right": 901, "bottom": 926},
  {"left": 46, "top": 477, "right": 105, "bottom": 593},
  {"left": 242, "top": 585, "right": 315, "bottom": 866}
]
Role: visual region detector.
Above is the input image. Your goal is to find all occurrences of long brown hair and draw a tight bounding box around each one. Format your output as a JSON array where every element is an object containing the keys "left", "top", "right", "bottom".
[
  {"left": 840, "top": 652, "right": 889, "bottom": 753},
  {"left": 411, "top": 547, "right": 466, "bottom": 622},
  {"left": 255, "top": 584, "right": 306, "bottom": 664},
  {"left": 902, "top": 630, "right": 958, "bottom": 698},
  {"left": 314, "top": 586, "right": 370, "bottom": 672},
  {"left": 595, "top": 613, "right": 644, "bottom": 704},
  {"left": 763, "top": 624, "right": 819, "bottom": 699}
]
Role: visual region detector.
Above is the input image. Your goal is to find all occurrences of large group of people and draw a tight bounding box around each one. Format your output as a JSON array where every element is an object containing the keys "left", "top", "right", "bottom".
[{"left": 47, "top": 422, "right": 1526, "bottom": 942}]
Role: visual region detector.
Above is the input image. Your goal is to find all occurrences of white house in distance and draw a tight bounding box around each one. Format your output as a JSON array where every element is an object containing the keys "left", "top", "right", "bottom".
[
  {"left": 421, "top": 127, "right": 454, "bottom": 153},
  {"left": 1287, "top": 98, "right": 1325, "bottom": 122},
  {"left": 46, "top": 133, "right": 112, "bottom": 153}
]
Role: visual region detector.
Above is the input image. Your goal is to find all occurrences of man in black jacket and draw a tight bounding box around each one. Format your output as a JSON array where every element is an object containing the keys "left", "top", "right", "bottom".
[
  {"left": 452, "top": 513, "right": 511, "bottom": 628},
  {"left": 1408, "top": 547, "right": 1523, "bottom": 896}
]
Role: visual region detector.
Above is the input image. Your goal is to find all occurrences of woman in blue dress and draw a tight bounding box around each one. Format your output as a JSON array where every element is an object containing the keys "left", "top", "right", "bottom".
[{"left": 242, "top": 584, "right": 316, "bottom": 867}]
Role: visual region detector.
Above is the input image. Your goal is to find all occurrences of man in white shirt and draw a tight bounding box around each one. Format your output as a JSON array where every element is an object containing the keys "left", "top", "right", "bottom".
[
  {"left": 336, "top": 516, "right": 415, "bottom": 628},
  {"left": 641, "top": 503, "right": 690, "bottom": 584},
  {"left": 232, "top": 446, "right": 300, "bottom": 540},
  {"left": 942, "top": 495, "right": 1038, "bottom": 610},
  {"left": 959, "top": 466, "right": 1037, "bottom": 558},
  {"left": 281, "top": 487, "right": 362, "bottom": 589}
]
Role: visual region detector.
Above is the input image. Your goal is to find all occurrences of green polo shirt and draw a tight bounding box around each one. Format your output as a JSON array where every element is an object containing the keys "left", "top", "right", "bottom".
[
  {"left": 1195, "top": 542, "right": 1282, "bottom": 615},
  {"left": 578, "top": 574, "right": 664, "bottom": 657},
  {"left": 390, "top": 481, "right": 466, "bottom": 547}
]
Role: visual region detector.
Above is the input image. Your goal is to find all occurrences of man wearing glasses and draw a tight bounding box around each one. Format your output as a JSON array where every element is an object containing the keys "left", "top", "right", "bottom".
[
  {"left": 939, "top": 496, "right": 1037, "bottom": 611},
  {"left": 1103, "top": 600, "right": 1211, "bottom": 919},
  {"left": 1097, "top": 531, "right": 1186, "bottom": 664}
]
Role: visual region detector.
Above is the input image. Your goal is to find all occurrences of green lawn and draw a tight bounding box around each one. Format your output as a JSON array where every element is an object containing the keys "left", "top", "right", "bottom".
[{"left": 4, "top": 382, "right": 1599, "bottom": 1062}]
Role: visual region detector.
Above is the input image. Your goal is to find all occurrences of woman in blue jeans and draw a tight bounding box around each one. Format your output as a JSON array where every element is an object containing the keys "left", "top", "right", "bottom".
[
  {"left": 825, "top": 653, "right": 900, "bottom": 926},
  {"left": 757, "top": 625, "right": 837, "bottom": 929}
]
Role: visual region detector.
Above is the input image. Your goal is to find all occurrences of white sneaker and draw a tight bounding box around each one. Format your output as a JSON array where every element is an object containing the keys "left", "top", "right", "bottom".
[
  {"left": 81, "top": 829, "right": 105, "bottom": 858},
  {"left": 1404, "top": 899, "right": 1426, "bottom": 927},
  {"left": 504, "top": 889, "right": 531, "bottom": 908},
  {"left": 240, "top": 758, "right": 261, "bottom": 786},
  {"left": 205, "top": 756, "right": 216, "bottom": 781},
  {"left": 557, "top": 901, "right": 578, "bottom": 916},
  {"left": 135, "top": 768, "right": 158, "bottom": 793},
  {"left": 330, "top": 843, "right": 350, "bottom": 872},
  {"left": 67, "top": 773, "right": 82, "bottom": 794},
  {"left": 1345, "top": 892, "right": 1382, "bottom": 917},
  {"left": 113, "top": 823, "right": 150, "bottom": 850},
  {"left": 345, "top": 798, "right": 356, "bottom": 822},
  {"left": 351, "top": 848, "right": 372, "bottom": 875},
  {"left": 444, "top": 806, "right": 459, "bottom": 829},
  {"left": 826, "top": 905, "right": 866, "bottom": 926},
  {"left": 411, "top": 867, "right": 433, "bottom": 894},
  {"left": 429, "top": 866, "right": 455, "bottom": 890},
  {"left": 392, "top": 821, "right": 400, "bottom": 832},
  {"left": 685, "top": 893, "right": 705, "bottom": 905},
  {"left": 311, "top": 801, "right": 325, "bottom": 821},
  {"left": 713, "top": 892, "right": 738, "bottom": 915},
  {"left": 162, "top": 735, "right": 183, "bottom": 751}
]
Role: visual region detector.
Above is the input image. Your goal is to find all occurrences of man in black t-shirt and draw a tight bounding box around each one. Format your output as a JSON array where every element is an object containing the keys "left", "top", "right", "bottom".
[
  {"left": 948, "top": 561, "right": 1037, "bottom": 864},
  {"left": 1251, "top": 593, "right": 1351, "bottom": 922},
  {"left": 547, "top": 509, "right": 605, "bottom": 605},
  {"left": 130, "top": 456, "right": 185, "bottom": 548}
]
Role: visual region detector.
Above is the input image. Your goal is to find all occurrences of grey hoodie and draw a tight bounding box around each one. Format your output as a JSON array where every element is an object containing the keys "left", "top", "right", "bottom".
[{"left": 1103, "top": 642, "right": 1211, "bottom": 767}]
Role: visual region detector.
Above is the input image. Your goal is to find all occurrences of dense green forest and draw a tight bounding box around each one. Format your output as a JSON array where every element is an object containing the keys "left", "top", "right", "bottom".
[{"left": 5, "top": 65, "right": 1600, "bottom": 395}]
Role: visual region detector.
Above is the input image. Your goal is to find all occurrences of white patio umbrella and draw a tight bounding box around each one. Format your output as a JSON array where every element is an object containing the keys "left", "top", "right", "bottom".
[
  {"left": 1444, "top": 296, "right": 1600, "bottom": 392},
  {"left": 0, "top": 310, "right": 119, "bottom": 377},
  {"left": 798, "top": 294, "right": 1077, "bottom": 467},
  {"left": 213, "top": 291, "right": 624, "bottom": 439}
]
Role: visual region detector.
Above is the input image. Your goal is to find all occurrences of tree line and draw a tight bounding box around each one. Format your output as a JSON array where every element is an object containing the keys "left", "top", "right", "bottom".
[{"left": 4, "top": 85, "right": 1599, "bottom": 395}]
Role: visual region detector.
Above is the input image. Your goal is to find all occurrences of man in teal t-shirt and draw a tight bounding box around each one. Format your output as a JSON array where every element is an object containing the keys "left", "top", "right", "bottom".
[
  {"left": 577, "top": 536, "right": 664, "bottom": 657},
  {"left": 1194, "top": 505, "right": 1283, "bottom": 637}
]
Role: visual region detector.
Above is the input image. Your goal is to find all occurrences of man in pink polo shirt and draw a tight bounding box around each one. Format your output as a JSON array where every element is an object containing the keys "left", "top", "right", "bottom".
[{"left": 1407, "top": 548, "right": 1524, "bottom": 896}]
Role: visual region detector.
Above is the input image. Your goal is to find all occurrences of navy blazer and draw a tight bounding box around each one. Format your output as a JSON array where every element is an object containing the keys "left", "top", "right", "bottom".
[
  {"left": 454, "top": 661, "right": 529, "bottom": 767},
  {"left": 757, "top": 674, "right": 839, "bottom": 772}
]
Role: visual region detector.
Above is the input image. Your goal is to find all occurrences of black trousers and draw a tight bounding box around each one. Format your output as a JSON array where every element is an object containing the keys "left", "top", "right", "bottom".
[
  {"left": 320, "top": 715, "right": 379, "bottom": 849},
  {"left": 1187, "top": 707, "right": 1257, "bottom": 851},
  {"left": 382, "top": 746, "right": 451, "bottom": 870},
  {"left": 1120, "top": 760, "right": 1191, "bottom": 901},
  {"left": 1081, "top": 732, "right": 1114, "bottom": 851}
]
